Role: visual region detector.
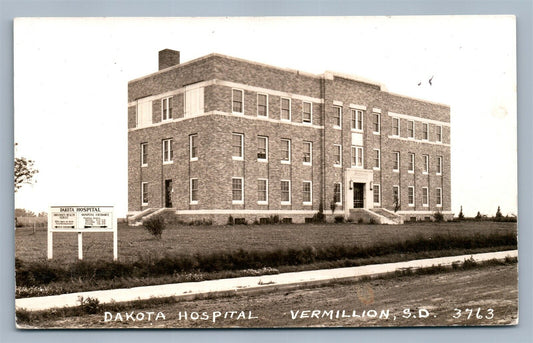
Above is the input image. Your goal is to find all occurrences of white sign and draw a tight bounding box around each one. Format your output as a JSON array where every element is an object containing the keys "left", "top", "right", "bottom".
[{"left": 48, "top": 206, "right": 117, "bottom": 260}]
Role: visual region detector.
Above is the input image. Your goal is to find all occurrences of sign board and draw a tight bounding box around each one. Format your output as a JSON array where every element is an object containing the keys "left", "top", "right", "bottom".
[{"left": 48, "top": 206, "right": 117, "bottom": 260}]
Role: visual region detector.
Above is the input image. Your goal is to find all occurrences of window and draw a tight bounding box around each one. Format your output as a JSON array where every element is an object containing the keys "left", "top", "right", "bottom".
[
  {"left": 422, "top": 123, "right": 429, "bottom": 140},
  {"left": 257, "top": 136, "right": 268, "bottom": 161},
  {"left": 141, "top": 143, "right": 148, "bottom": 167},
  {"left": 373, "top": 184, "right": 381, "bottom": 204},
  {"left": 333, "top": 106, "right": 342, "bottom": 128},
  {"left": 351, "top": 109, "right": 363, "bottom": 131},
  {"left": 162, "top": 139, "right": 173, "bottom": 164},
  {"left": 190, "top": 178, "right": 198, "bottom": 204},
  {"left": 393, "top": 152, "right": 400, "bottom": 172},
  {"left": 189, "top": 134, "right": 198, "bottom": 161},
  {"left": 303, "top": 181, "right": 312, "bottom": 204},
  {"left": 351, "top": 146, "right": 363, "bottom": 168},
  {"left": 257, "top": 94, "right": 268, "bottom": 117},
  {"left": 162, "top": 97, "right": 172, "bottom": 121},
  {"left": 393, "top": 186, "right": 400, "bottom": 206},
  {"left": 373, "top": 149, "right": 380, "bottom": 169},
  {"left": 392, "top": 117, "right": 400, "bottom": 136},
  {"left": 281, "top": 98, "right": 291, "bottom": 121},
  {"left": 232, "top": 178, "right": 244, "bottom": 203},
  {"left": 333, "top": 144, "right": 342, "bottom": 167},
  {"left": 281, "top": 180, "right": 291, "bottom": 204},
  {"left": 407, "top": 120, "right": 415, "bottom": 138},
  {"left": 303, "top": 102, "right": 312, "bottom": 123},
  {"left": 136, "top": 98, "right": 152, "bottom": 128},
  {"left": 141, "top": 182, "right": 148, "bottom": 205},
  {"left": 423, "top": 155, "right": 429, "bottom": 174},
  {"left": 281, "top": 139, "right": 291, "bottom": 164},
  {"left": 436, "top": 188, "right": 442, "bottom": 207},
  {"left": 184, "top": 84, "right": 204, "bottom": 117},
  {"left": 257, "top": 179, "right": 268, "bottom": 204},
  {"left": 422, "top": 187, "right": 429, "bottom": 207},
  {"left": 303, "top": 141, "right": 312, "bottom": 165},
  {"left": 232, "top": 89, "right": 244, "bottom": 114},
  {"left": 436, "top": 125, "right": 443, "bottom": 142},
  {"left": 408, "top": 186, "right": 415, "bottom": 206},
  {"left": 232, "top": 133, "right": 244, "bottom": 160},
  {"left": 334, "top": 182, "right": 342, "bottom": 205},
  {"left": 373, "top": 113, "right": 380, "bottom": 133},
  {"left": 437, "top": 156, "right": 443, "bottom": 175},
  {"left": 408, "top": 153, "right": 415, "bottom": 173}
]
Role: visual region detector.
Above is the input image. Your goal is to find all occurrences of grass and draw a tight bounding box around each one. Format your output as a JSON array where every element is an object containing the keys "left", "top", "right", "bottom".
[
  {"left": 15, "top": 256, "right": 518, "bottom": 326},
  {"left": 15, "top": 221, "right": 517, "bottom": 264}
]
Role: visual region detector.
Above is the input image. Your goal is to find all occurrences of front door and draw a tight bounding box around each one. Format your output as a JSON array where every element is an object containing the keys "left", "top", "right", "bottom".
[
  {"left": 164, "top": 179, "right": 173, "bottom": 208},
  {"left": 353, "top": 183, "right": 364, "bottom": 208}
]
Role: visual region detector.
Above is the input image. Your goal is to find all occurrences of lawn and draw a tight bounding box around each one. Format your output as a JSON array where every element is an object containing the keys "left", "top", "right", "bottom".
[{"left": 16, "top": 221, "right": 517, "bottom": 264}]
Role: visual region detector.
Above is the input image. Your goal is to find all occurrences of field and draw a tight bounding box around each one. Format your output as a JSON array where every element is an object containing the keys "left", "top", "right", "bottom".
[
  {"left": 19, "top": 262, "right": 518, "bottom": 328},
  {"left": 16, "top": 221, "right": 517, "bottom": 264}
]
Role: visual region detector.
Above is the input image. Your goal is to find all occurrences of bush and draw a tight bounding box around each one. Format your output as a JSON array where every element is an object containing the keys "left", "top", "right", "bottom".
[
  {"left": 334, "top": 216, "right": 345, "bottom": 223},
  {"left": 475, "top": 211, "right": 482, "bottom": 220},
  {"left": 458, "top": 206, "right": 465, "bottom": 221},
  {"left": 494, "top": 206, "right": 503, "bottom": 221},
  {"left": 142, "top": 216, "right": 166, "bottom": 239},
  {"left": 227, "top": 215, "right": 234, "bottom": 225},
  {"left": 433, "top": 211, "right": 444, "bottom": 222},
  {"left": 78, "top": 296, "right": 101, "bottom": 314},
  {"left": 369, "top": 218, "right": 377, "bottom": 225}
]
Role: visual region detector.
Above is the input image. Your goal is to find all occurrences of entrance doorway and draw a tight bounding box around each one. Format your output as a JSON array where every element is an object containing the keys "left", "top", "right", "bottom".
[
  {"left": 164, "top": 179, "right": 173, "bottom": 208},
  {"left": 353, "top": 183, "right": 364, "bottom": 208}
]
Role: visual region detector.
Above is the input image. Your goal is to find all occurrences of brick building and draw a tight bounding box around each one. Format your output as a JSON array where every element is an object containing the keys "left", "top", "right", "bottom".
[{"left": 127, "top": 49, "right": 452, "bottom": 224}]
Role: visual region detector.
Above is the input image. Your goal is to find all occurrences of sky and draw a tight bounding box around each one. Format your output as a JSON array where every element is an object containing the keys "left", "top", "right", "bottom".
[{"left": 13, "top": 16, "right": 517, "bottom": 218}]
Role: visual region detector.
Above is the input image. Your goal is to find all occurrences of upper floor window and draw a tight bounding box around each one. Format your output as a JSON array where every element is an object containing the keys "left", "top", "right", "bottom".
[
  {"left": 407, "top": 120, "right": 415, "bottom": 138},
  {"left": 232, "top": 133, "right": 244, "bottom": 160},
  {"left": 436, "top": 125, "right": 443, "bottom": 142},
  {"left": 141, "top": 143, "right": 148, "bottom": 167},
  {"left": 303, "top": 141, "right": 312, "bottom": 165},
  {"left": 184, "top": 84, "right": 204, "bottom": 117},
  {"left": 232, "top": 89, "right": 244, "bottom": 114},
  {"left": 136, "top": 98, "right": 152, "bottom": 128},
  {"left": 189, "top": 134, "right": 198, "bottom": 161},
  {"left": 334, "top": 144, "right": 342, "bottom": 167},
  {"left": 162, "top": 139, "right": 173, "bottom": 164},
  {"left": 373, "top": 149, "right": 380, "bottom": 169},
  {"left": 281, "top": 98, "right": 291, "bottom": 121},
  {"left": 423, "top": 155, "right": 429, "bottom": 174},
  {"left": 303, "top": 102, "right": 312, "bottom": 124},
  {"left": 373, "top": 113, "right": 380, "bottom": 133},
  {"left": 257, "top": 93, "right": 268, "bottom": 117},
  {"left": 162, "top": 97, "right": 172, "bottom": 121},
  {"left": 351, "top": 146, "right": 363, "bottom": 168},
  {"left": 333, "top": 106, "right": 342, "bottom": 128},
  {"left": 422, "top": 123, "right": 429, "bottom": 140},
  {"left": 437, "top": 156, "right": 443, "bottom": 175},
  {"left": 281, "top": 139, "right": 291, "bottom": 164},
  {"left": 392, "top": 117, "right": 400, "bottom": 136},
  {"left": 393, "top": 151, "right": 400, "bottom": 172},
  {"left": 351, "top": 109, "right": 363, "bottom": 131},
  {"left": 257, "top": 136, "right": 268, "bottom": 161},
  {"left": 408, "top": 153, "right": 415, "bottom": 173}
]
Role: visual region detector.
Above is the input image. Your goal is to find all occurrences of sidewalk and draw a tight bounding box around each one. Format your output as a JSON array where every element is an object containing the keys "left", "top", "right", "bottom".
[{"left": 15, "top": 250, "right": 517, "bottom": 312}]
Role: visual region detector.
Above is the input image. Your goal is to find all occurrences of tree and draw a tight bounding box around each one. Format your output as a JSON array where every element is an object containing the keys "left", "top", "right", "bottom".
[
  {"left": 458, "top": 206, "right": 465, "bottom": 220},
  {"left": 495, "top": 206, "right": 503, "bottom": 221},
  {"left": 393, "top": 194, "right": 401, "bottom": 213},
  {"left": 14, "top": 143, "right": 38, "bottom": 192}
]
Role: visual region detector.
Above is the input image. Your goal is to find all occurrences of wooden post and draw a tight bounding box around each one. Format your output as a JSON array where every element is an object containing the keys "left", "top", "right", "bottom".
[
  {"left": 78, "top": 232, "right": 83, "bottom": 260},
  {"left": 47, "top": 210, "right": 53, "bottom": 259}
]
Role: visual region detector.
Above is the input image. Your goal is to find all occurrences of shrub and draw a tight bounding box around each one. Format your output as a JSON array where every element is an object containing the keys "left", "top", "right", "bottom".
[
  {"left": 357, "top": 218, "right": 364, "bottom": 224},
  {"left": 433, "top": 211, "right": 444, "bottom": 222},
  {"left": 142, "top": 216, "right": 166, "bottom": 239},
  {"left": 494, "top": 206, "right": 503, "bottom": 221},
  {"left": 458, "top": 206, "right": 465, "bottom": 221},
  {"left": 78, "top": 296, "right": 101, "bottom": 314},
  {"left": 369, "top": 218, "right": 377, "bottom": 225},
  {"left": 334, "top": 216, "right": 345, "bottom": 223},
  {"left": 269, "top": 215, "right": 280, "bottom": 224},
  {"left": 227, "top": 215, "right": 234, "bottom": 225},
  {"left": 475, "top": 211, "right": 482, "bottom": 220},
  {"left": 311, "top": 203, "right": 326, "bottom": 223}
]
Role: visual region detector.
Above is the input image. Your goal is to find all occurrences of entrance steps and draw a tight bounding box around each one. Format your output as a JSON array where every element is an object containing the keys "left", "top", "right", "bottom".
[
  {"left": 349, "top": 208, "right": 404, "bottom": 225},
  {"left": 127, "top": 208, "right": 175, "bottom": 226}
]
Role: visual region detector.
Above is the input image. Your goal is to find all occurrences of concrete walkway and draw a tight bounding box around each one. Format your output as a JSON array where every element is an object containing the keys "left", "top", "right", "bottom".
[{"left": 16, "top": 250, "right": 517, "bottom": 312}]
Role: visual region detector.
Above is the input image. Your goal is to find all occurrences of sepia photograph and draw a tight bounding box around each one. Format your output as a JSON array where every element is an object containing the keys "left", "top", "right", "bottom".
[{"left": 13, "top": 16, "right": 518, "bottom": 329}]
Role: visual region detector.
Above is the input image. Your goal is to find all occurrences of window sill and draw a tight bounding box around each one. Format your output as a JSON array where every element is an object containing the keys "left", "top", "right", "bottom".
[
  {"left": 281, "top": 160, "right": 291, "bottom": 165},
  {"left": 335, "top": 202, "right": 342, "bottom": 206},
  {"left": 163, "top": 161, "right": 173, "bottom": 165},
  {"left": 190, "top": 201, "right": 198, "bottom": 205},
  {"left": 373, "top": 202, "right": 380, "bottom": 206},
  {"left": 281, "top": 201, "right": 291, "bottom": 206},
  {"left": 334, "top": 164, "right": 342, "bottom": 168},
  {"left": 423, "top": 204, "right": 429, "bottom": 207},
  {"left": 423, "top": 172, "right": 428, "bottom": 175},
  {"left": 408, "top": 204, "right": 415, "bottom": 207},
  {"left": 408, "top": 171, "right": 414, "bottom": 174},
  {"left": 280, "top": 118, "right": 292, "bottom": 122},
  {"left": 436, "top": 204, "right": 442, "bottom": 208},
  {"left": 257, "top": 114, "right": 269, "bottom": 118},
  {"left": 232, "top": 111, "right": 244, "bottom": 115},
  {"left": 303, "top": 162, "right": 312, "bottom": 166},
  {"left": 373, "top": 131, "right": 380, "bottom": 135},
  {"left": 232, "top": 156, "right": 244, "bottom": 161},
  {"left": 257, "top": 201, "right": 268, "bottom": 205},
  {"left": 333, "top": 126, "right": 342, "bottom": 130},
  {"left": 303, "top": 202, "right": 312, "bottom": 206},
  {"left": 393, "top": 169, "right": 399, "bottom": 173},
  {"left": 142, "top": 203, "right": 148, "bottom": 206},
  {"left": 190, "top": 157, "right": 198, "bottom": 162},
  {"left": 232, "top": 200, "right": 244, "bottom": 205},
  {"left": 351, "top": 129, "right": 363, "bottom": 133},
  {"left": 258, "top": 159, "right": 268, "bottom": 163},
  {"left": 436, "top": 173, "right": 442, "bottom": 176},
  {"left": 373, "top": 167, "right": 380, "bottom": 171},
  {"left": 141, "top": 164, "right": 147, "bottom": 168}
]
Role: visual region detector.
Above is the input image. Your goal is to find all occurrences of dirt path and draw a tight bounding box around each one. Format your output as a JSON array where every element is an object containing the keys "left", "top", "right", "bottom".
[{"left": 25, "top": 264, "right": 517, "bottom": 328}]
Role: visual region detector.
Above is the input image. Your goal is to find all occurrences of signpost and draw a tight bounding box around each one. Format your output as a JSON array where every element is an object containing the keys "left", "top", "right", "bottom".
[{"left": 48, "top": 206, "right": 117, "bottom": 261}]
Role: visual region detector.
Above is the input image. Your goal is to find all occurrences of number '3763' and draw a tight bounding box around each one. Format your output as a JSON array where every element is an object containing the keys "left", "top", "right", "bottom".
[{"left": 452, "top": 308, "right": 494, "bottom": 319}]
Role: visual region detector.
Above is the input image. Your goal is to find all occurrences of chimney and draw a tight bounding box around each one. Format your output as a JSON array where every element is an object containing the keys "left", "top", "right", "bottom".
[{"left": 158, "top": 49, "right": 180, "bottom": 70}]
